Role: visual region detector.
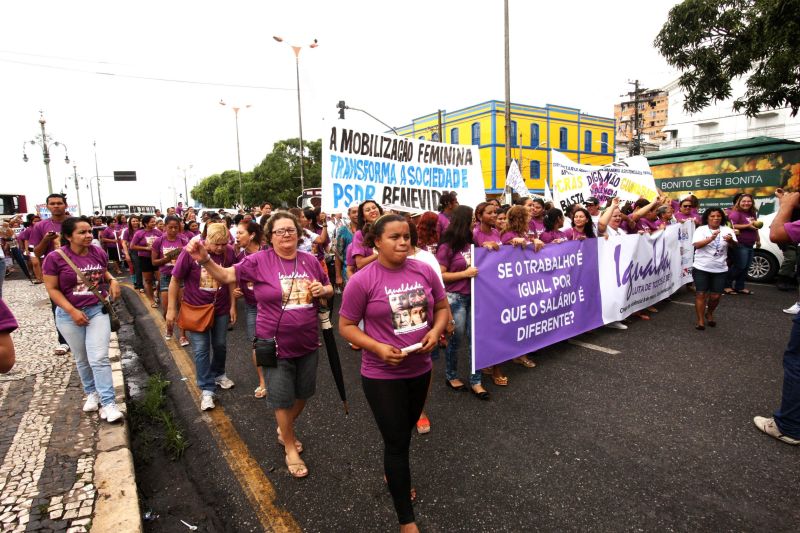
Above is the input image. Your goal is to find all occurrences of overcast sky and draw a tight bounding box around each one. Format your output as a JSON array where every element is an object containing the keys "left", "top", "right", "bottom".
[{"left": 1, "top": 0, "right": 680, "bottom": 211}]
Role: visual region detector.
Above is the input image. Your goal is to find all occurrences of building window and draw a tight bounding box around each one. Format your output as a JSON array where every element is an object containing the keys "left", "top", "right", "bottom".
[
  {"left": 510, "top": 120, "right": 518, "bottom": 147},
  {"left": 450, "top": 128, "right": 459, "bottom": 144},
  {"left": 432, "top": 132, "right": 440, "bottom": 142},
  {"left": 530, "top": 161, "right": 540, "bottom": 180},
  {"left": 601, "top": 132, "right": 609, "bottom": 154},
  {"left": 559, "top": 127, "right": 568, "bottom": 150},
  {"left": 584, "top": 130, "right": 592, "bottom": 152},
  {"left": 471, "top": 123, "right": 480, "bottom": 145},
  {"left": 530, "top": 123, "right": 540, "bottom": 147}
]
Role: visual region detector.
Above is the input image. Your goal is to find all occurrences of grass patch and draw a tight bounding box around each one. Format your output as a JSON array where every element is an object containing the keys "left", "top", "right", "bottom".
[{"left": 130, "top": 374, "right": 189, "bottom": 460}]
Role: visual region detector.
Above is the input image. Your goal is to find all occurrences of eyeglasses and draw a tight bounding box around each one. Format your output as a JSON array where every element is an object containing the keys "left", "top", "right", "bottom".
[
  {"left": 273, "top": 228, "right": 297, "bottom": 237},
  {"left": 680, "top": 204, "right": 692, "bottom": 208}
]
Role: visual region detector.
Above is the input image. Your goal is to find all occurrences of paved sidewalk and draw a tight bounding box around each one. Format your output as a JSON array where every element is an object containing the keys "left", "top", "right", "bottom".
[{"left": 0, "top": 278, "right": 141, "bottom": 533}]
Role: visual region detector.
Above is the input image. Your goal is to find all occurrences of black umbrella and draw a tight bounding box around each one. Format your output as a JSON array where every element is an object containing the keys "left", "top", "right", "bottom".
[{"left": 318, "top": 301, "right": 348, "bottom": 415}]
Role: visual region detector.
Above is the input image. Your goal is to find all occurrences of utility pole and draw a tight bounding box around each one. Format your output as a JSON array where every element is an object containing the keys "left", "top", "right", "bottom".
[
  {"left": 503, "top": 0, "right": 511, "bottom": 171},
  {"left": 628, "top": 79, "right": 642, "bottom": 156},
  {"left": 93, "top": 141, "right": 103, "bottom": 212},
  {"left": 72, "top": 164, "right": 83, "bottom": 215},
  {"left": 437, "top": 110, "right": 443, "bottom": 142}
]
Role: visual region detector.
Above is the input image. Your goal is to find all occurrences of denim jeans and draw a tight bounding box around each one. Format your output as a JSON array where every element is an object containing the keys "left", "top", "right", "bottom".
[
  {"left": 727, "top": 244, "right": 754, "bottom": 291},
  {"left": 131, "top": 252, "right": 143, "bottom": 289},
  {"left": 55, "top": 304, "right": 115, "bottom": 406},
  {"left": 444, "top": 292, "right": 480, "bottom": 386},
  {"left": 774, "top": 312, "right": 800, "bottom": 439},
  {"left": 245, "top": 303, "right": 257, "bottom": 342},
  {"left": 186, "top": 313, "right": 230, "bottom": 393}
]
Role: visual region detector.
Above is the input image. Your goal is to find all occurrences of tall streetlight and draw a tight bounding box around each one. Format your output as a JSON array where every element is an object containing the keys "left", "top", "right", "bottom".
[
  {"left": 178, "top": 164, "right": 193, "bottom": 206},
  {"left": 273, "top": 35, "right": 318, "bottom": 193},
  {"left": 71, "top": 163, "right": 84, "bottom": 215},
  {"left": 93, "top": 141, "right": 103, "bottom": 211},
  {"left": 22, "top": 112, "right": 70, "bottom": 194},
  {"left": 219, "top": 100, "right": 250, "bottom": 207}
]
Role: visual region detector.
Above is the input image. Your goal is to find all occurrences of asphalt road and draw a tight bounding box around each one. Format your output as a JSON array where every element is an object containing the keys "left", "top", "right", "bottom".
[{"left": 126, "top": 283, "right": 800, "bottom": 532}]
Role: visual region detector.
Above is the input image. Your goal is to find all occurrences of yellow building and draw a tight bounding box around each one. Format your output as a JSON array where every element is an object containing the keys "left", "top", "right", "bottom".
[{"left": 396, "top": 101, "right": 616, "bottom": 195}]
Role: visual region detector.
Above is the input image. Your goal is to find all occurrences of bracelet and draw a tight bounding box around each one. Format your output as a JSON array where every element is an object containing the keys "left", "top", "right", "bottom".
[{"left": 197, "top": 257, "right": 211, "bottom": 266}]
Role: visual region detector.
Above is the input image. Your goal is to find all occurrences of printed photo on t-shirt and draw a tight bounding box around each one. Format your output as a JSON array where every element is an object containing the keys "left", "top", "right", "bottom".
[
  {"left": 280, "top": 273, "right": 313, "bottom": 309},
  {"left": 387, "top": 283, "right": 428, "bottom": 334},
  {"left": 73, "top": 264, "right": 105, "bottom": 296},
  {"left": 199, "top": 266, "right": 219, "bottom": 291},
  {"left": 461, "top": 250, "right": 472, "bottom": 267},
  {"left": 162, "top": 245, "right": 181, "bottom": 266}
]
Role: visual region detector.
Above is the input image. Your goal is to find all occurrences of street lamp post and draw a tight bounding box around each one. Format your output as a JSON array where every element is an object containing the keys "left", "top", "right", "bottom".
[
  {"left": 274, "top": 35, "right": 318, "bottom": 193},
  {"left": 71, "top": 164, "right": 83, "bottom": 215},
  {"left": 22, "top": 112, "right": 70, "bottom": 194},
  {"left": 219, "top": 101, "right": 249, "bottom": 207},
  {"left": 178, "top": 165, "right": 193, "bottom": 206},
  {"left": 93, "top": 141, "right": 103, "bottom": 211}
]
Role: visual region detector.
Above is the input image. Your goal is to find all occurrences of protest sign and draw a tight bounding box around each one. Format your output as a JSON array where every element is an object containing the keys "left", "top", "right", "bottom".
[
  {"left": 471, "top": 241, "right": 603, "bottom": 371},
  {"left": 322, "top": 123, "right": 485, "bottom": 213},
  {"left": 597, "top": 224, "right": 690, "bottom": 323},
  {"left": 677, "top": 220, "right": 696, "bottom": 286},
  {"left": 505, "top": 160, "right": 530, "bottom": 198},
  {"left": 550, "top": 151, "right": 658, "bottom": 213}
]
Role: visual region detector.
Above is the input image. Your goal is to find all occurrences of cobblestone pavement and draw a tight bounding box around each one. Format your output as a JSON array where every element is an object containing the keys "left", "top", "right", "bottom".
[{"left": 0, "top": 278, "right": 132, "bottom": 533}]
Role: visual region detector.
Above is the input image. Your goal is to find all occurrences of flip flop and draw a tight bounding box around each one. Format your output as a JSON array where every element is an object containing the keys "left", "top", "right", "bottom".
[
  {"left": 285, "top": 456, "right": 308, "bottom": 478},
  {"left": 492, "top": 375, "right": 509, "bottom": 386},
  {"left": 513, "top": 357, "right": 536, "bottom": 368},
  {"left": 416, "top": 415, "right": 431, "bottom": 434},
  {"left": 723, "top": 289, "right": 736, "bottom": 295},
  {"left": 737, "top": 289, "right": 753, "bottom": 295},
  {"left": 254, "top": 386, "right": 267, "bottom": 399}
]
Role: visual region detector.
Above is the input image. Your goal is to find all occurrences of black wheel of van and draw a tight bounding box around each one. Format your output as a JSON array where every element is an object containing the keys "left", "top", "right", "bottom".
[{"left": 747, "top": 250, "right": 778, "bottom": 282}]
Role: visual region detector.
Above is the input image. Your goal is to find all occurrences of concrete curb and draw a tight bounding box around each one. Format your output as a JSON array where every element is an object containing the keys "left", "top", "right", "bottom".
[{"left": 92, "top": 331, "right": 143, "bottom": 533}]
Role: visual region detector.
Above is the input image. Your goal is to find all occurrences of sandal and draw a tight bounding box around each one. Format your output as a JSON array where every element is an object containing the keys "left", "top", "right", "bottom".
[
  {"left": 723, "top": 288, "right": 736, "bottom": 295},
  {"left": 254, "top": 386, "right": 267, "bottom": 399},
  {"left": 737, "top": 289, "right": 753, "bottom": 295},
  {"left": 704, "top": 312, "right": 716, "bottom": 327},
  {"left": 512, "top": 356, "right": 536, "bottom": 368},
  {"left": 492, "top": 375, "right": 509, "bottom": 386},
  {"left": 285, "top": 456, "right": 308, "bottom": 478},
  {"left": 416, "top": 414, "right": 431, "bottom": 434},
  {"left": 277, "top": 430, "right": 304, "bottom": 453},
  {"left": 635, "top": 312, "right": 650, "bottom": 320},
  {"left": 695, "top": 324, "right": 706, "bottom": 331}
]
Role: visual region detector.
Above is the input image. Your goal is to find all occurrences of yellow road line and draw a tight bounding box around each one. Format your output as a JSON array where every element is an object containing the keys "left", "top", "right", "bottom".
[{"left": 129, "top": 286, "right": 299, "bottom": 532}]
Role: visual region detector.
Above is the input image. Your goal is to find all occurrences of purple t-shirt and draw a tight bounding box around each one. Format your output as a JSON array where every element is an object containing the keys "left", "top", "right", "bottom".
[
  {"left": 436, "top": 212, "right": 451, "bottom": 236},
  {"left": 345, "top": 230, "right": 374, "bottom": 271},
  {"left": 131, "top": 229, "right": 163, "bottom": 257},
  {"left": 785, "top": 220, "right": 800, "bottom": 244},
  {"left": 436, "top": 243, "right": 471, "bottom": 295},
  {"left": 339, "top": 259, "right": 446, "bottom": 380},
  {"left": 235, "top": 247, "right": 266, "bottom": 306},
  {"left": 674, "top": 211, "right": 701, "bottom": 225},
  {"left": 235, "top": 249, "right": 329, "bottom": 358},
  {"left": 473, "top": 227, "right": 501, "bottom": 247},
  {"left": 28, "top": 219, "right": 63, "bottom": 257},
  {"left": 153, "top": 234, "right": 189, "bottom": 275},
  {"left": 540, "top": 230, "right": 567, "bottom": 244},
  {"left": 528, "top": 218, "right": 545, "bottom": 238},
  {"left": 563, "top": 227, "right": 593, "bottom": 241},
  {"left": 42, "top": 245, "right": 109, "bottom": 309},
  {"left": 171, "top": 244, "right": 237, "bottom": 316},
  {"left": 500, "top": 231, "right": 521, "bottom": 245},
  {"left": 100, "top": 225, "right": 119, "bottom": 251},
  {"left": 18, "top": 227, "right": 32, "bottom": 247},
  {"left": 182, "top": 230, "right": 200, "bottom": 241},
  {"left": 636, "top": 217, "right": 661, "bottom": 233},
  {"left": 0, "top": 299, "right": 18, "bottom": 334},
  {"left": 728, "top": 210, "right": 758, "bottom": 246}
]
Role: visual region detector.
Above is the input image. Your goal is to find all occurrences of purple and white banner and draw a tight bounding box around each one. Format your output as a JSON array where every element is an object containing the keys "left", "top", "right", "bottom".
[
  {"left": 471, "top": 241, "right": 604, "bottom": 370},
  {"left": 471, "top": 224, "right": 694, "bottom": 371}
]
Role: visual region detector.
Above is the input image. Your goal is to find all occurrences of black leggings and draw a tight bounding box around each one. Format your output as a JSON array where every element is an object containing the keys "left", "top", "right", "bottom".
[{"left": 361, "top": 371, "right": 431, "bottom": 525}]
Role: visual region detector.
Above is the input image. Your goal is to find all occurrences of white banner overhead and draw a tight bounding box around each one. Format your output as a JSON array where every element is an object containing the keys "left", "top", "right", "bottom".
[
  {"left": 550, "top": 151, "right": 658, "bottom": 213},
  {"left": 322, "top": 123, "right": 486, "bottom": 213}
]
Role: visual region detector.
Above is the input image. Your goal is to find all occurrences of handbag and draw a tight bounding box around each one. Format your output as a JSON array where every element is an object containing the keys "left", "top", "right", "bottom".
[
  {"left": 56, "top": 248, "right": 121, "bottom": 332},
  {"left": 254, "top": 256, "right": 296, "bottom": 367}
]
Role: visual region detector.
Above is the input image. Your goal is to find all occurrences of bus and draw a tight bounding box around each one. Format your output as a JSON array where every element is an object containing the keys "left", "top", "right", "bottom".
[
  {"left": 0, "top": 194, "right": 28, "bottom": 216},
  {"left": 105, "top": 204, "right": 158, "bottom": 216}
]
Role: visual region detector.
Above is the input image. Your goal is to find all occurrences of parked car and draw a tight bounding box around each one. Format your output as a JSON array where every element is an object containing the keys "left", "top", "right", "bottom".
[{"left": 747, "top": 213, "right": 783, "bottom": 282}]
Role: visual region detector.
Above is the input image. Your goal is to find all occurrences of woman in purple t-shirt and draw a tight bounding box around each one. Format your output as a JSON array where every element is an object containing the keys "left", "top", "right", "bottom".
[
  {"left": 472, "top": 202, "right": 502, "bottom": 250},
  {"left": 130, "top": 215, "right": 162, "bottom": 306},
  {"left": 42, "top": 217, "right": 123, "bottom": 423},
  {"left": 167, "top": 222, "right": 238, "bottom": 413},
  {"left": 152, "top": 215, "right": 189, "bottom": 341},
  {"left": 437, "top": 205, "right": 491, "bottom": 397},
  {"left": 233, "top": 220, "right": 268, "bottom": 399},
  {"left": 563, "top": 207, "right": 597, "bottom": 241},
  {"left": 346, "top": 200, "right": 383, "bottom": 277},
  {"left": 184, "top": 213, "right": 332, "bottom": 479},
  {"left": 726, "top": 193, "right": 760, "bottom": 295},
  {"left": 122, "top": 215, "right": 143, "bottom": 291},
  {"left": 339, "top": 214, "right": 448, "bottom": 530},
  {"left": 539, "top": 208, "right": 568, "bottom": 245}
]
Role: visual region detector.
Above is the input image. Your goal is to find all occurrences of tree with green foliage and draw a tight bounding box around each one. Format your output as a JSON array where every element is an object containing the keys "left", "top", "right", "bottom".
[
  {"left": 655, "top": 0, "right": 800, "bottom": 117},
  {"left": 191, "top": 137, "right": 321, "bottom": 208}
]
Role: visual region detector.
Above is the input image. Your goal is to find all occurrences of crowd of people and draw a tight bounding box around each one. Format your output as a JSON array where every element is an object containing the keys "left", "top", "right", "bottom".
[{"left": 1, "top": 187, "right": 798, "bottom": 532}]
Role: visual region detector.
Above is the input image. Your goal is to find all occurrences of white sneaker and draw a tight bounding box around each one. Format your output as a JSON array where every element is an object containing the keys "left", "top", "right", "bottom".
[
  {"left": 215, "top": 375, "right": 235, "bottom": 389},
  {"left": 99, "top": 403, "right": 124, "bottom": 423},
  {"left": 200, "top": 392, "right": 215, "bottom": 411},
  {"left": 783, "top": 303, "right": 800, "bottom": 315},
  {"left": 82, "top": 392, "right": 100, "bottom": 412},
  {"left": 604, "top": 321, "right": 628, "bottom": 330},
  {"left": 54, "top": 344, "right": 70, "bottom": 355},
  {"left": 753, "top": 416, "right": 800, "bottom": 445}
]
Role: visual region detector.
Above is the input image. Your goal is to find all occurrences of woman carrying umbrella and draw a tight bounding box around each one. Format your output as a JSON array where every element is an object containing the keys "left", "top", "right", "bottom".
[
  {"left": 183, "top": 212, "right": 332, "bottom": 479},
  {"left": 339, "top": 214, "right": 449, "bottom": 533}
]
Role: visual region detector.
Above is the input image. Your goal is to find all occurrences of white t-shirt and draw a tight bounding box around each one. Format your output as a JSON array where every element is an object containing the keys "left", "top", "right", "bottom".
[
  {"left": 692, "top": 225, "right": 737, "bottom": 273},
  {"left": 604, "top": 225, "right": 626, "bottom": 238},
  {"left": 408, "top": 248, "right": 445, "bottom": 289}
]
